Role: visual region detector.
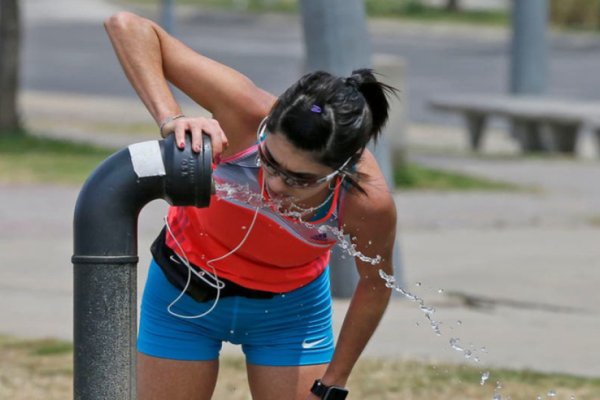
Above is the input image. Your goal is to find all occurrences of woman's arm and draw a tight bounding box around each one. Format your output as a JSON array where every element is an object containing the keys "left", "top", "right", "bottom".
[
  {"left": 104, "top": 12, "right": 276, "bottom": 156},
  {"left": 315, "top": 151, "right": 397, "bottom": 394}
]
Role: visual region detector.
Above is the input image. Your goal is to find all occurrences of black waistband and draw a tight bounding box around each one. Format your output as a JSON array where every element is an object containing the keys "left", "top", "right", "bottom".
[{"left": 151, "top": 227, "right": 277, "bottom": 303}]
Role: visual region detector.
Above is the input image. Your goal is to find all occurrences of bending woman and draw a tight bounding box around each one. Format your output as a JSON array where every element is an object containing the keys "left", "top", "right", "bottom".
[{"left": 105, "top": 11, "right": 397, "bottom": 400}]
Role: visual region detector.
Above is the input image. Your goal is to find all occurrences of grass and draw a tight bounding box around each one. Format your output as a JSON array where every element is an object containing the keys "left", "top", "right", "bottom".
[
  {"left": 364, "top": 0, "right": 508, "bottom": 25},
  {"left": 394, "top": 162, "right": 518, "bottom": 191},
  {"left": 0, "top": 131, "right": 514, "bottom": 191},
  {"left": 1, "top": 334, "right": 599, "bottom": 400},
  {"left": 587, "top": 215, "right": 600, "bottom": 227},
  {"left": 0, "top": 131, "right": 115, "bottom": 185},
  {"left": 119, "top": 0, "right": 509, "bottom": 26}
]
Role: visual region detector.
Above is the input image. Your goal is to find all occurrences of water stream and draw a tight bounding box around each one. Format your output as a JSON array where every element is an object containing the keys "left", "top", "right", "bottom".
[{"left": 213, "top": 181, "right": 574, "bottom": 399}]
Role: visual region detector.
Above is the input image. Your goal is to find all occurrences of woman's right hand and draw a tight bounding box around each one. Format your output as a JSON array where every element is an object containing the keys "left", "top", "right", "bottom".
[{"left": 161, "top": 116, "right": 229, "bottom": 162}]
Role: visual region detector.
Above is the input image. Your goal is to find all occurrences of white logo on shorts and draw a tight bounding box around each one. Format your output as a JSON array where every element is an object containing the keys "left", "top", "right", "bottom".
[{"left": 302, "top": 337, "right": 327, "bottom": 349}]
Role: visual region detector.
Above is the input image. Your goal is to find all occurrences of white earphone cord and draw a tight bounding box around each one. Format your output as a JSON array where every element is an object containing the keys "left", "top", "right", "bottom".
[{"left": 164, "top": 180, "right": 265, "bottom": 319}]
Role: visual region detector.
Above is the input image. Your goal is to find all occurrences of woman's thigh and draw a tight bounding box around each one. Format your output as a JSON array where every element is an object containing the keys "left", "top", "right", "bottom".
[
  {"left": 137, "top": 353, "right": 219, "bottom": 400},
  {"left": 246, "top": 362, "right": 328, "bottom": 400}
]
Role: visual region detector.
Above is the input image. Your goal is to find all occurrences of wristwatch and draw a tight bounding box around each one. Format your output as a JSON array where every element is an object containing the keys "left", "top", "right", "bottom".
[{"left": 310, "top": 379, "right": 349, "bottom": 400}]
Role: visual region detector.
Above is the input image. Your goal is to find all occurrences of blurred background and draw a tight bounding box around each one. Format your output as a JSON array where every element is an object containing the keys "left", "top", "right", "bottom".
[{"left": 1, "top": 0, "right": 600, "bottom": 399}]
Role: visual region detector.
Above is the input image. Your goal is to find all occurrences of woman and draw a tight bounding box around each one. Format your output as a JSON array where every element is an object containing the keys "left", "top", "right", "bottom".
[{"left": 105, "top": 11, "right": 397, "bottom": 400}]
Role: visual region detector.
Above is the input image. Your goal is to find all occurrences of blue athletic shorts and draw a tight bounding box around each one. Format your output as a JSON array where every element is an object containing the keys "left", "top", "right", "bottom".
[{"left": 138, "top": 259, "right": 335, "bottom": 366}]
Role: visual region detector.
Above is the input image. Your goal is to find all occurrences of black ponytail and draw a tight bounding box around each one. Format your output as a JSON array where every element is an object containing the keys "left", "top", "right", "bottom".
[{"left": 346, "top": 68, "right": 397, "bottom": 144}]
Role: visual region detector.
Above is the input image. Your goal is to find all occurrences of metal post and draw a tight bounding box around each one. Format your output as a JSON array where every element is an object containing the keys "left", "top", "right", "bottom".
[
  {"left": 300, "top": 0, "right": 403, "bottom": 297},
  {"left": 510, "top": 0, "right": 548, "bottom": 95},
  {"left": 73, "top": 135, "right": 213, "bottom": 399},
  {"left": 160, "top": 0, "right": 175, "bottom": 34},
  {"left": 73, "top": 261, "right": 138, "bottom": 399},
  {"left": 509, "top": 0, "right": 549, "bottom": 152}
]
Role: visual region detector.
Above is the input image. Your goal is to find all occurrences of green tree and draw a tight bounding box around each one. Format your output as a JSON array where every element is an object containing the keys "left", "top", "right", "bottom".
[{"left": 0, "top": 0, "right": 21, "bottom": 134}]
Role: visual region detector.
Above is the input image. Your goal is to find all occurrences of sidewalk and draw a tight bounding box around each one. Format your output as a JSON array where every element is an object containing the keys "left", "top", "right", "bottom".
[{"left": 2, "top": 90, "right": 600, "bottom": 380}]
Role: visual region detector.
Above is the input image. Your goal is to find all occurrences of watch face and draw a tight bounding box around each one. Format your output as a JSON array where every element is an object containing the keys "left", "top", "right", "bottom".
[{"left": 324, "top": 386, "right": 349, "bottom": 400}]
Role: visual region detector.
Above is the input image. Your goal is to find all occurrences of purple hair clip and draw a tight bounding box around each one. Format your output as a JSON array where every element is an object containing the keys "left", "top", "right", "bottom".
[{"left": 310, "top": 104, "right": 322, "bottom": 113}]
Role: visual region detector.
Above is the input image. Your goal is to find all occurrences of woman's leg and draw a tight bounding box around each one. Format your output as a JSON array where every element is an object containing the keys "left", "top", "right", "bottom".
[
  {"left": 246, "top": 363, "right": 328, "bottom": 400},
  {"left": 137, "top": 353, "right": 219, "bottom": 400},
  {"left": 237, "top": 269, "right": 334, "bottom": 399},
  {"left": 137, "top": 261, "right": 226, "bottom": 399}
]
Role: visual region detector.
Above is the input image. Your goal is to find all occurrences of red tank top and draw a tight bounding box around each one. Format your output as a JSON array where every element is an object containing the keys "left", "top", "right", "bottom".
[{"left": 164, "top": 145, "right": 344, "bottom": 292}]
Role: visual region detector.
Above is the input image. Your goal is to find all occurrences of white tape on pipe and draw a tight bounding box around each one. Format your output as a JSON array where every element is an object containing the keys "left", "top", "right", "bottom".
[{"left": 128, "top": 141, "right": 166, "bottom": 178}]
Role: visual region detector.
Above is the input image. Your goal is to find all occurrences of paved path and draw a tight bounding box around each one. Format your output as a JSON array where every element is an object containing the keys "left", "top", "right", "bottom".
[{"left": 3, "top": 92, "right": 600, "bottom": 381}]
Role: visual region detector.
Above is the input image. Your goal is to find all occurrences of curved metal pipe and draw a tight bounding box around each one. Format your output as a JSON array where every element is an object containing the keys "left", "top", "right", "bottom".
[{"left": 72, "top": 135, "right": 213, "bottom": 399}]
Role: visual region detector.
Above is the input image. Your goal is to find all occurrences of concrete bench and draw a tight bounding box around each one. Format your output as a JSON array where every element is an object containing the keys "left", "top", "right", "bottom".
[{"left": 429, "top": 94, "right": 600, "bottom": 155}]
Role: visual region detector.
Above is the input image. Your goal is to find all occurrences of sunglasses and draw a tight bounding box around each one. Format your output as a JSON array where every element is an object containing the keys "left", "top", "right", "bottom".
[{"left": 256, "top": 117, "right": 351, "bottom": 189}]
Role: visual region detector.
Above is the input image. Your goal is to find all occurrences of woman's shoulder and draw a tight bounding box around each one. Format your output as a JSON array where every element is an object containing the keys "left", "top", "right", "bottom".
[{"left": 342, "top": 150, "right": 397, "bottom": 235}]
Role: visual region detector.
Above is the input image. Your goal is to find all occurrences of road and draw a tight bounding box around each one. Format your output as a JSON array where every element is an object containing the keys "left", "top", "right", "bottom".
[{"left": 22, "top": 0, "right": 600, "bottom": 124}]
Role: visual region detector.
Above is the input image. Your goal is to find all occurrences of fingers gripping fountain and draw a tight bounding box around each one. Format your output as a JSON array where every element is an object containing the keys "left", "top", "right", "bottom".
[{"left": 72, "top": 135, "right": 213, "bottom": 400}]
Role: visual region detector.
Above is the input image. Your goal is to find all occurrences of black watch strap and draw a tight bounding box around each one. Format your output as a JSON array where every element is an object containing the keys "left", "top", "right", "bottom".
[
  {"left": 310, "top": 379, "right": 329, "bottom": 398},
  {"left": 310, "top": 379, "right": 349, "bottom": 400}
]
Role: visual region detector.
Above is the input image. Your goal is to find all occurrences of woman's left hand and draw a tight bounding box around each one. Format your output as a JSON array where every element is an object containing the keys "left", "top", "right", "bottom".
[{"left": 162, "top": 115, "right": 229, "bottom": 162}]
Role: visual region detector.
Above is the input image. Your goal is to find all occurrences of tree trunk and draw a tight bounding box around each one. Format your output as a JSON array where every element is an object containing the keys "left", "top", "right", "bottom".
[
  {"left": 445, "top": 0, "right": 460, "bottom": 12},
  {"left": 0, "top": 0, "right": 22, "bottom": 134}
]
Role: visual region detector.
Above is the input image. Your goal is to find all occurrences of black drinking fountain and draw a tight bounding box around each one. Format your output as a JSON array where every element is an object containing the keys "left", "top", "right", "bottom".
[{"left": 72, "top": 134, "right": 213, "bottom": 399}]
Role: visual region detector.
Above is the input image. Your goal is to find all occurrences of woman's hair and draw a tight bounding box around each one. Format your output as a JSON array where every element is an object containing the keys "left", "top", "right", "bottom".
[{"left": 266, "top": 69, "right": 397, "bottom": 193}]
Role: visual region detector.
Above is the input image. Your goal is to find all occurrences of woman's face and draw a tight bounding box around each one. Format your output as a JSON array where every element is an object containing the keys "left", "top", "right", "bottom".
[{"left": 260, "top": 132, "right": 336, "bottom": 206}]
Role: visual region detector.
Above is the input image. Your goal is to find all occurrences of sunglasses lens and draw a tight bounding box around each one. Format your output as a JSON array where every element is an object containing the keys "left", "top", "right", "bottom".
[{"left": 258, "top": 143, "right": 333, "bottom": 188}]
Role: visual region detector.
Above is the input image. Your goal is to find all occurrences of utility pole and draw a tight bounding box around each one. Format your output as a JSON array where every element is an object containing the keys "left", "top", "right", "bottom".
[
  {"left": 509, "top": 0, "right": 549, "bottom": 151},
  {"left": 160, "top": 0, "right": 175, "bottom": 34},
  {"left": 510, "top": 0, "right": 548, "bottom": 95},
  {"left": 300, "top": 0, "right": 403, "bottom": 298}
]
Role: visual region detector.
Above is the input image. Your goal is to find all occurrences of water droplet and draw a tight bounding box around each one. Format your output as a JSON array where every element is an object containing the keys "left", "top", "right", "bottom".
[
  {"left": 264, "top": 310, "right": 269, "bottom": 313},
  {"left": 368, "top": 240, "right": 372, "bottom": 245},
  {"left": 480, "top": 371, "right": 490, "bottom": 385},
  {"left": 420, "top": 305, "right": 434, "bottom": 315},
  {"left": 229, "top": 330, "right": 235, "bottom": 334},
  {"left": 241, "top": 226, "right": 247, "bottom": 230},
  {"left": 415, "top": 282, "right": 422, "bottom": 287},
  {"left": 281, "top": 294, "right": 286, "bottom": 298},
  {"left": 449, "top": 338, "right": 463, "bottom": 352},
  {"left": 437, "top": 288, "right": 444, "bottom": 294},
  {"left": 547, "top": 390, "right": 557, "bottom": 397},
  {"left": 457, "top": 320, "right": 463, "bottom": 325}
]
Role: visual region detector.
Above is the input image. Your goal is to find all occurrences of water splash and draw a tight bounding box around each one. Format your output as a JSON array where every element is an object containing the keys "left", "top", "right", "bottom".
[
  {"left": 480, "top": 371, "right": 490, "bottom": 386},
  {"left": 379, "top": 270, "right": 442, "bottom": 336},
  {"left": 214, "top": 181, "right": 557, "bottom": 400},
  {"left": 215, "top": 181, "right": 382, "bottom": 265}
]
